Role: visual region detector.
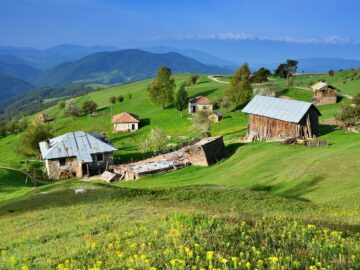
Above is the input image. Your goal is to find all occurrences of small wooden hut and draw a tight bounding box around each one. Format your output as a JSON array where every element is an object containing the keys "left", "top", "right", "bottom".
[
  {"left": 311, "top": 82, "right": 337, "bottom": 105},
  {"left": 242, "top": 95, "right": 321, "bottom": 141}
]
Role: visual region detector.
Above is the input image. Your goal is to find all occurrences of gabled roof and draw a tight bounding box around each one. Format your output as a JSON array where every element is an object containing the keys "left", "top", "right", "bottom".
[
  {"left": 189, "top": 96, "right": 211, "bottom": 105},
  {"left": 242, "top": 95, "right": 321, "bottom": 123},
  {"left": 311, "top": 82, "right": 328, "bottom": 91},
  {"left": 112, "top": 112, "right": 140, "bottom": 123},
  {"left": 39, "top": 131, "right": 117, "bottom": 162}
]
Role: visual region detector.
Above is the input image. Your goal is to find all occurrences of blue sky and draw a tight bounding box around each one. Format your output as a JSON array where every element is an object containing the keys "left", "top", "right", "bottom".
[{"left": 0, "top": 0, "right": 359, "bottom": 48}]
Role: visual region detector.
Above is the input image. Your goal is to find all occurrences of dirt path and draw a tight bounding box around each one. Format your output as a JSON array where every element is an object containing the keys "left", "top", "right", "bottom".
[{"left": 208, "top": 75, "right": 229, "bottom": 84}]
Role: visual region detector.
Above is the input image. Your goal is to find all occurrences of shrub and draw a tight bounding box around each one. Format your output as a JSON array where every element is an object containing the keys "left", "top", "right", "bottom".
[
  {"left": 81, "top": 100, "right": 98, "bottom": 114},
  {"left": 127, "top": 93, "right": 133, "bottom": 100},
  {"left": 65, "top": 98, "right": 80, "bottom": 117},
  {"left": 139, "top": 127, "right": 167, "bottom": 153},
  {"left": 58, "top": 100, "right": 65, "bottom": 109},
  {"left": 191, "top": 111, "right": 211, "bottom": 137},
  {"left": 117, "top": 95, "right": 124, "bottom": 103},
  {"left": 335, "top": 105, "right": 360, "bottom": 127},
  {"left": 109, "top": 96, "right": 116, "bottom": 104}
]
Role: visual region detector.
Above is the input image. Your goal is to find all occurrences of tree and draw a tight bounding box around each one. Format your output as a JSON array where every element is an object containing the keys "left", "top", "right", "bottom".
[
  {"left": 139, "top": 127, "right": 167, "bottom": 153},
  {"left": 148, "top": 66, "right": 175, "bottom": 108},
  {"left": 109, "top": 96, "right": 116, "bottom": 104},
  {"left": 117, "top": 95, "right": 124, "bottom": 103},
  {"left": 189, "top": 74, "right": 200, "bottom": 85},
  {"left": 224, "top": 63, "right": 253, "bottom": 108},
  {"left": 251, "top": 67, "right": 271, "bottom": 83},
  {"left": 17, "top": 124, "right": 53, "bottom": 158},
  {"left": 81, "top": 100, "right": 98, "bottom": 114},
  {"left": 174, "top": 84, "right": 188, "bottom": 117},
  {"left": 215, "top": 96, "right": 233, "bottom": 112},
  {"left": 335, "top": 105, "right": 360, "bottom": 127},
  {"left": 274, "top": 59, "right": 298, "bottom": 86},
  {"left": 328, "top": 69, "right": 335, "bottom": 77},
  {"left": 65, "top": 98, "right": 80, "bottom": 117},
  {"left": 6, "top": 119, "right": 19, "bottom": 133},
  {"left": 191, "top": 110, "right": 211, "bottom": 137}
]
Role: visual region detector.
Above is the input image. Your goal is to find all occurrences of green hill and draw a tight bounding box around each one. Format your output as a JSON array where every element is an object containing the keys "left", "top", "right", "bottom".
[
  {"left": 0, "top": 71, "right": 359, "bottom": 269},
  {"left": 0, "top": 74, "right": 35, "bottom": 112},
  {"left": 32, "top": 49, "right": 231, "bottom": 86}
]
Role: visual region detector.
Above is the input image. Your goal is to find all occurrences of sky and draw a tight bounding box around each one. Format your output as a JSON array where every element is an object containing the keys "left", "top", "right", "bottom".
[{"left": 1, "top": 0, "right": 359, "bottom": 48}]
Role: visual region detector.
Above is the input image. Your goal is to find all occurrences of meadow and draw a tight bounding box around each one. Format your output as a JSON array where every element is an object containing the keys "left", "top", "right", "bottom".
[{"left": 0, "top": 70, "right": 359, "bottom": 269}]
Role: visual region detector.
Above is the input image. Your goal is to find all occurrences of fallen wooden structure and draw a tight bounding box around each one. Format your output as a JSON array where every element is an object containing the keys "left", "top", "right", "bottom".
[{"left": 108, "top": 136, "right": 227, "bottom": 181}]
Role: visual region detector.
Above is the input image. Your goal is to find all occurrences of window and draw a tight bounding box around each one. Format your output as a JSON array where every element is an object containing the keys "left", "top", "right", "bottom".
[
  {"left": 96, "top": 154, "right": 104, "bottom": 161},
  {"left": 59, "top": 158, "right": 66, "bottom": 166}
]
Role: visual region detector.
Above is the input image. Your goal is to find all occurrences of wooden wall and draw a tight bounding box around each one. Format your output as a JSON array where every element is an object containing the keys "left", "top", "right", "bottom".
[{"left": 247, "top": 109, "right": 319, "bottom": 141}]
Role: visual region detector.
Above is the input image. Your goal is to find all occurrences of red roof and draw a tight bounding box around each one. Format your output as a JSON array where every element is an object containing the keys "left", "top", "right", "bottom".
[
  {"left": 112, "top": 112, "right": 140, "bottom": 123},
  {"left": 189, "top": 96, "right": 211, "bottom": 105}
]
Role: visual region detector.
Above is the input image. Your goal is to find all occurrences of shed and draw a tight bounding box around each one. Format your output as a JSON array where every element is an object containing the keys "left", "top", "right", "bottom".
[
  {"left": 208, "top": 111, "right": 223, "bottom": 123},
  {"left": 39, "top": 131, "right": 117, "bottom": 180},
  {"left": 112, "top": 112, "right": 140, "bottom": 133},
  {"left": 188, "top": 96, "right": 213, "bottom": 114},
  {"left": 311, "top": 82, "right": 337, "bottom": 105},
  {"left": 242, "top": 95, "right": 321, "bottom": 141}
]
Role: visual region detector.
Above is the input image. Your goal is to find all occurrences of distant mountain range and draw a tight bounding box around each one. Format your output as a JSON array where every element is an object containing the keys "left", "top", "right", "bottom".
[
  {"left": 32, "top": 49, "right": 231, "bottom": 86},
  {"left": 0, "top": 44, "right": 119, "bottom": 69},
  {"left": 0, "top": 74, "right": 35, "bottom": 106},
  {"left": 0, "top": 55, "right": 40, "bottom": 81}
]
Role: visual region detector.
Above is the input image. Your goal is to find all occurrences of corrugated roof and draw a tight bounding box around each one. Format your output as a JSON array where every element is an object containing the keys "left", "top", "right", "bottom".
[
  {"left": 189, "top": 96, "right": 211, "bottom": 105},
  {"left": 39, "top": 131, "right": 117, "bottom": 162},
  {"left": 242, "top": 95, "right": 320, "bottom": 123},
  {"left": 112, "top": 112, "right": 140, "bottom": 123},
  {"left": 311, "top": 82, "right": 328, "bottom": 91}
]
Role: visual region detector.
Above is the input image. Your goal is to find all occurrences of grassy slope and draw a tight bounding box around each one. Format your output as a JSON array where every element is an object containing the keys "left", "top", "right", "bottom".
[{"left": 0, "top": 71, "right": 360, "bottom": 268}]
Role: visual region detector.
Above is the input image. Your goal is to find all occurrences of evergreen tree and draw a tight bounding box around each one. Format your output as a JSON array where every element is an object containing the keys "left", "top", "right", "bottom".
[
  {"left": 148, "top": 66, "right": 175, "bottom": 108},
  {"left": 225, "top": 63, "right": 253, "bottom": 108},
  {"left": 174, "top": 84, "right": 188, "bottom": 117}
]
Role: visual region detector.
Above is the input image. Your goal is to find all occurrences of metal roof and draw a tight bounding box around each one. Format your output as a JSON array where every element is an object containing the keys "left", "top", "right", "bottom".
[
  {"left": 242, "top": 95, "right": 320, "bottom": 123},
  {"left": 311, "top": 82, "right": 328, "bottom": 91},
  {"left": 39, "top": 131, "right": 117, "bottom": 162}
]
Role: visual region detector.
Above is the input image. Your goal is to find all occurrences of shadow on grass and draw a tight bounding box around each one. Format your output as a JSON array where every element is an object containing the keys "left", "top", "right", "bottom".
[
  {"left": 226, "top": 143, "right": 244, "bottom": 157},
  {"left": 189, "top": 88, "right": 218, "bottom": 99},
  {"left": 318, "top": 124, "right": 337, "bottom": 136},
  {"left": 140, "top": 118, "right": 151, "bottom": 128}
]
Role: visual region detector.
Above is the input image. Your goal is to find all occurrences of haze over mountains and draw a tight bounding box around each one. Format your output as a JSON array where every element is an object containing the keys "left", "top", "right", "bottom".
[{"left": 0, "top": 42, "right": 360, "bottom": 116}]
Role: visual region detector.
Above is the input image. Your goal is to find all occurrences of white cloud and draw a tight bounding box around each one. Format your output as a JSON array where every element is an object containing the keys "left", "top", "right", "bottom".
[{"left": 172, "top": 32, "right": 357, "bottom": 45}]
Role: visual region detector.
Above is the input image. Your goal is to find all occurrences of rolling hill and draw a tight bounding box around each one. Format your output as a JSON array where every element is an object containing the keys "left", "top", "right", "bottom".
[
  {"left": 32, "top": 49, "right": 231, "bottom": 86},
  {"left": 0, "top": 71, "right": 359, "bottom": 269},
  {"left": 0, "top": 74, "right": 35, "bottom": 112},
  {"left": 0, "top": 55, "right": 40, "bottom": 81}
]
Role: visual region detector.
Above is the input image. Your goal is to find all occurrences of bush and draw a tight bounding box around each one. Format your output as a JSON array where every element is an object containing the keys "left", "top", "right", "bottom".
[
  {"left": 127, "top": 93, "right": 133, "bottom": 100},
  {"left": 117, "top": 95, "right": 124, "bottom": 103},
  {"left": 17, "top": 124, "right": 53, "bottom": 158},
  {"left": 109, "top": 96, "right": 116, "bottom": 104},
  {"left": 65, "top": 98, "right": 80, "bottom": 117},
  {"left": 81, "top": 100, "right": 98, "bottom": 114},
  {"left": 335, "top": 105, "right": 360, "bottom": 127},
  {"left": 191, "top": 111, "right": 211, "bottom": 137},
  {"left": 139, "top": 127, "right": 167, "bottom": 153},
  {"left": 58, "top": 100, "right": 65, "bottom": 109},
  {"left": 353, "top": 94, "right": 360, "bottom": 106}
]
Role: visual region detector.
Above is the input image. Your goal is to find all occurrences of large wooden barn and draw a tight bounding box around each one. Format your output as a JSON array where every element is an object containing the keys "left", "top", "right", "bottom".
[{"left": 242, "top": 95, "right": 321, "bottom": 141}]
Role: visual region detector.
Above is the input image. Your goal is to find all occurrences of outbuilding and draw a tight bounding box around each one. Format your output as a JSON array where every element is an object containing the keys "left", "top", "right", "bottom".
[
  {"left": 242, "top": 95, "right": 321, "bottom": 141},
  {"left": 112, "top": 112, "right": 140, "bottom": 133},
  {"left": 188, "top": 96, "right": 213, "bottom": 114},
  {"left": 311, "top": 82, "right": 338, "bottom": 105},
  {"left": 39, "top": 131, "right": 117, "bottom": 179}
]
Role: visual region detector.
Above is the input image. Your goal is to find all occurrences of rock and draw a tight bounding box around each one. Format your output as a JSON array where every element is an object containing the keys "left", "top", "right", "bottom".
[{"left": 74, "top": 188, "right": 86, "bottom": 194}]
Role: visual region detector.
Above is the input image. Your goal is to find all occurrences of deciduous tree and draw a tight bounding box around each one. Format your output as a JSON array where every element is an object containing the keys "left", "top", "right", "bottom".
[
  {"left": 224, "top": 63, "right": 252, "bottom": 108},
  {"left": 148, "top": 66, "right": 175, "bottom": 109},
  {"left": 139, "top": 127, "right": 168, "bottom": 153},
  {"left": 274, "top": 59, "right": 298, "bottom": 86},
  {"left": 81, "top": 100, "right": 98, "bottom": 114}
]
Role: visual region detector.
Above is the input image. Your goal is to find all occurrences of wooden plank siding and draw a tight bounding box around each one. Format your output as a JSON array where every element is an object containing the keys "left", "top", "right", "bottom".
[{"left": 247, "top": 107, "right": 319, "bottom": 141}]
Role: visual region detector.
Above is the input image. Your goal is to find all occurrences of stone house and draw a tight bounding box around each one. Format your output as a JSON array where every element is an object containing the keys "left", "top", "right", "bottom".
[
  {"left": 311, "top": 82, "right": 338, "bottom": 105},
  {"left": 112, "top": 112, "right": 140, "bottom": 133},
  {"left": 188, "top": 96, "right": 213, "bottom": 114},
  {"left": 39, "top": 131, "right": 117, "bottom": 180}
]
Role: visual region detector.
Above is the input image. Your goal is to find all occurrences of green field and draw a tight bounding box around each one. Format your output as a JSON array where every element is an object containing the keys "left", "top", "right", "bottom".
[{"left": 0, "top": 71, "right": 360, "bottom": 269}]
